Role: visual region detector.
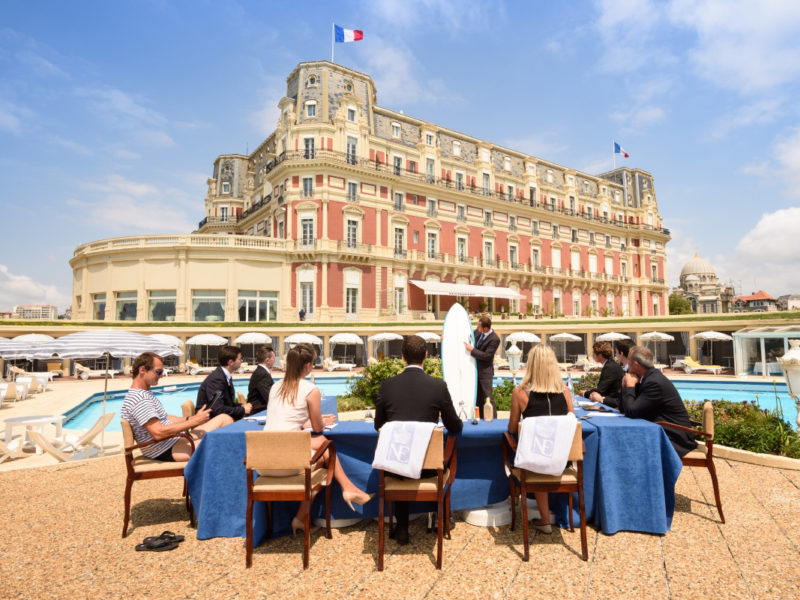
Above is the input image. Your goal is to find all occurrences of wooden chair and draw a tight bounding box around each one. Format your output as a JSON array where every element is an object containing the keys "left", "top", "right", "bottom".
[
  {"left": 502, "top": 421, "right": 587, "bottom": 562},
  {"left": 657, "top": 401, "right": 724, "bottom": 523},
  {"left": 181, "top": 400, "right": 195, "bottom": 419},
  {"left": 376, "top": 427, "right": 457, "bottom": 571},
  {"left": 243, "top": 431, "right": 334, "bottom": 569},
  {"left": 120, "top": 419, "right": 195, "bottom": 537}
]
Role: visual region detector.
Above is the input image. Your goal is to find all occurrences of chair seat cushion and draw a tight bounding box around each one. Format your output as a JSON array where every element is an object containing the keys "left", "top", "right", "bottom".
[
  {"left": 253, "top": 468, "right": 328, "bottom": 492},
  {"left": 132, "top": 456, "right": 189, "bottom": 473},
  {"left": 385, "top": 469, "right": 449, "bottom": 493},
  {"left": 512, "top": 465, "right": 578, "bottom": 485},
  {"left": 683, "top": 448, "right": 708, "bottom": 461}
]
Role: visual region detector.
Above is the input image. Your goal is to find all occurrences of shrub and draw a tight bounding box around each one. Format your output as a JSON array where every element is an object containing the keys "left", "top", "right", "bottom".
[
  {"left": 493, "top": 378, "right": 516, "bottom": 411},
  {"left": 343, "top": 358, "right": 405, "bottom": 409},
  {"left": 423, "top": 357, "right": 442, "bottom": 379},
  {"left": 684, "top": 399, "right": 800, "bottom": 459}
]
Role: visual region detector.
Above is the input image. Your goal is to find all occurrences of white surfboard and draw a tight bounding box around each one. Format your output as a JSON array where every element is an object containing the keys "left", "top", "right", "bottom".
[{"left": 441, "top": 303, "right": 478, "bottom": 420}]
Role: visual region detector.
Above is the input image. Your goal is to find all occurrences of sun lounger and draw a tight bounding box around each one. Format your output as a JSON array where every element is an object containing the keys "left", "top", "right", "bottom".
[
  {"left": 2, "top": 382, "right": 27, "bottom": 403},
  {"left": 185, "top": 361, "right": 215, "bottom": 376},
  {"left": 74, "top": 363, "right": 114, "bottom": 380},
  {"left": 13, "top": 376, "right": 40, "bottom": 394},
  {"left": 324, "top": 358, "right": 355, "bottom": 372},
  {"left": 0, "top": 438, "right": 26, "bottom": 464},
  {"left": 681, "top": 357, "right": 722, "bottom": 375},
  {"left": 575, "top": 355, "right": 602, "bottom": 372},
  {"left": 494, "top": 357, "right": 510, "bottom": 370},
  {"left": 238, "top": 362, "right": 257, "bottom": 374},
  {"left": 28, "top": 412, "right": 115, "bottom": 462}
]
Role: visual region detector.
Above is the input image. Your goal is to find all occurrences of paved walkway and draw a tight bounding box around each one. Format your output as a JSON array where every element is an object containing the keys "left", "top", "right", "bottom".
[{"left": 1, "top": 446, "right": 799, "bottom": 599}]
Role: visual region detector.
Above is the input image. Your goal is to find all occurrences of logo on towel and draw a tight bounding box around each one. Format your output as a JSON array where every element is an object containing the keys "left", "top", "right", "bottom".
[
  {"left": 530, "top": 419, "right": 557, "bottom": 457},
  {"left": 388, "top": 423, "right": 414, "bottom": 464}
]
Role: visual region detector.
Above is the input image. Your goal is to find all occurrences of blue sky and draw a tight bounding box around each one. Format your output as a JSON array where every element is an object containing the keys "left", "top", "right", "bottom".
[{"left": 3, "top": 0, "right": 800, "bottom": 312}]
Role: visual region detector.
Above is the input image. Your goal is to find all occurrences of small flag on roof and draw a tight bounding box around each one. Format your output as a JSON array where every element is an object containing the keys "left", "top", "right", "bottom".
[
  {"left": 613, "top": 142, "right": 629, "bottom": 158},
  {"left": 335, "top": 25, "right": 363, "bottom": 43}
]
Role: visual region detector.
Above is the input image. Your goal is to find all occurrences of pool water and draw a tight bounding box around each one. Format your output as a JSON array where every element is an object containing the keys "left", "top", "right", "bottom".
[{"left": 64, "top": 376, "right": 797, "bottom": 431}]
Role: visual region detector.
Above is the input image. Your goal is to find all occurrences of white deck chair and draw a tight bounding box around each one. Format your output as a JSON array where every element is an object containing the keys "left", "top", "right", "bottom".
[
  {"left": 14, "top": 376, "right": 40, "bottom": 394},
  {"left": 185, "top": 361, "right": 215, "bottom": 376},
  {"left": 3, "top": 382, "right": 26, "bottom": 403},
  {"left": 0, "top": 438, "right": 26, "bottom": 464},
  {"left": 74, "top": 363, "right": 114, "bottom": 380},
  {"left": 29, "top": 412, "right": 115, "bottom": 462}
]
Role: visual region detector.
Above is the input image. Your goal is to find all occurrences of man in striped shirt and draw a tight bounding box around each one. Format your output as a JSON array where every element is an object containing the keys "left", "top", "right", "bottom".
[{"left": 121, "top": 352, "right": 233, "bottom": 461}]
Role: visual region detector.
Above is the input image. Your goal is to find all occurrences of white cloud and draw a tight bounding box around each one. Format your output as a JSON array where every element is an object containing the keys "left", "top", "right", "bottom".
[
  {"left": 708, "top": 97, "right": 785, "bottom": 139},
  {"left": 611, "top": 104, "right": 665, "bottom": 129},
  {"left": 250, "top": 75, "right": 284, "bottom": 138},
  {"left": 714, "top": 207, "right": 800, "bottom": 295},
  {"left": 71, "top": 174, "right": 196, "bottom": 234},
  {"left": 367, "top": 0, "right": 500, "bottom": 34},
  {"left": 667, "top": 0, "right": 800, "bottom": 94},
  {"left": 76, "top": 86, "right": 167, "bottom": 128},
  {"left": 772, "top": 126, "right": 800, "bottom": 198},
  {"left": 0, "top": 99, "right": 34, "bottom": 135},
  {"left": 594, "top": 0, "right": 666, "bottom": 73},
  {"left": 0, "top": 264, "right": 70, "bottom": 311},
  {"left": 49, "top": 135, "right": 92, "bottom": 155},
  {"left": 502, "top": 133, "right": 568, "bottom": 161}
]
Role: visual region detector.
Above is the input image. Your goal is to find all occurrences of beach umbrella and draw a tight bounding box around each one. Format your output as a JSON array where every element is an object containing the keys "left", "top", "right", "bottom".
[
  {"left": 692, "top": 331, "right": 733, "bottom": 364},
  {"left": 639, "top": 331, "right": 674, "bottom": 363},
  {"left": 33, "top": 330, "right": 182, "bottom": 453},
  {"left": 549, "top": 332, "right": 581, "bottom": 362},
  {"left": 0, "top": 338, "right": 33, "bottom": 360},
  {"left": 13, "top": 333, "right": 54, "bottom": 344},
  {"left": 506, "top": 331, "right": 541, "bottom": 344},
  {"left": 149, "top": 333, "right": 184, "bottom": 347},
  {"left": 284, "top": 333, "right": 323, "bottom": 346},
  {"left": 596, "top": 331, "right": 631, "bottom": 356},
  {"left": 234, "top": 332, "right": 272, "bottom": 345}
]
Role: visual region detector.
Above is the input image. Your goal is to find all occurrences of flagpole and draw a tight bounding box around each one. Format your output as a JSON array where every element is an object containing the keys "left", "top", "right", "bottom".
[
  {"left": 331, "top": 22, "right": 334, "bottom": 63},
  {"left": 612, "top": 141, "right": 616, "bottom": 170}
]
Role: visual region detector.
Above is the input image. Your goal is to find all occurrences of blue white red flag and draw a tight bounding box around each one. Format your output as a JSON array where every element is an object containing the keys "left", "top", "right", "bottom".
[
  {"left": 334, "top": 25, "right": 363, "bottom": 43},
  {"left": 613, "top": 142, "right": 629, "bottom": 158}
]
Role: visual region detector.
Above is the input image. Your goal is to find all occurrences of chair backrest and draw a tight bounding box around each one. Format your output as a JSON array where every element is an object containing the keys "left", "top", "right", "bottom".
[
  {"left": 4, "top": 382, "right": 17, "bottom": 400},
  {"left": 517, "top": 420, "right": 583, "bottom": 462},
  {"left": 121, "top": 419, "right": 135, "bottom": 453},
  {"left": 181, "top": 400, "right": 195, "bottom": 418},
  {"left": 76, "top": 412, "right": 116, "bottom": 446},
  {"left": 702, "top": 401, "right": 714, "bottom": 439},
  {"left": 422, "top": 427, "right": 444, "bottom": 470},
  {"left": 245, "top": 431, "right": 311, "bottom": 471}
]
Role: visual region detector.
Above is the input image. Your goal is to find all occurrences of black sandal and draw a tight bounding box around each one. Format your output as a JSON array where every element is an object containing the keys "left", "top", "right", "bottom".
[
  {"left": 143, "top": 530, "right": 185, "bottom": 545},
  {"left": 135, "top": 537, "right": 180, "bottom": 552}
]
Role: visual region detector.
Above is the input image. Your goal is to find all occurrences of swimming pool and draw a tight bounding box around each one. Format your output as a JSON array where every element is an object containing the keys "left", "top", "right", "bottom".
[{"left": 64, "top": 375, "right": 797, "bottom": 431}]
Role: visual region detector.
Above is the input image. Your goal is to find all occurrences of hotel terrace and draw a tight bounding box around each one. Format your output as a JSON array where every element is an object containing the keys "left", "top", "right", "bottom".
[{"left": 69, "top": 60, "right": 670, "bottom": 324}]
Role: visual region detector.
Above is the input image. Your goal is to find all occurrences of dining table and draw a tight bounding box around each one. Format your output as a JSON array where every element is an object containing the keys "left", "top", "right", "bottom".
[{"left": 184, "top": 406, "right": 682, "bottom": 546}]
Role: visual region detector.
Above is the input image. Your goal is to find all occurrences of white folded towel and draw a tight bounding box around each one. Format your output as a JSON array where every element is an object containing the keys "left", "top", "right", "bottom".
[
  {"left": 372, "top": 421, "right": 437, "bottom": 479},
  {"left": 514, "top": 414, "right": 578, "bottom": 476}
]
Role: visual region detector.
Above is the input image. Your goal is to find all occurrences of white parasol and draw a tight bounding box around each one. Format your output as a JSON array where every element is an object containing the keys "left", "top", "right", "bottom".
[
  {"left": 691, "top": 331, "right": 733, "bottom": 364},
  {"left": 596, "top": 331, "right": 631, "bottom": 356},
  {"left": 549, "top": 332, "right": 581, "bottom": 362},
  {"left": 329, "top": 332, "right": 364, "bottom": 362},
  {"left": 234, "top": 332, "right": 272, "bottom": 345},
  {"left": 639, "top": 331, "right": 674, "bottom": 363}
]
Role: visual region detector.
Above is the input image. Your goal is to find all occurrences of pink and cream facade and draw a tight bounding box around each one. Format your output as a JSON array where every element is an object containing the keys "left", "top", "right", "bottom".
[{"left": 70, "top": 61, "right": 670, "bottom": 323}]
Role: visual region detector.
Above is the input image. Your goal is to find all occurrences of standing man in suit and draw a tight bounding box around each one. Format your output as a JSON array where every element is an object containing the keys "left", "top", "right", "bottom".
[
  {"left": 195, "top": 345, "right": 253, "bottom": 421},
  {"left": 619, "top": 346, "right": 697, "bottom": 457},
  {"left": 375, "top": 335, "right": 463, "bottom": 545},
  {"left": 247, "top": 344, "right": 275, "bottom": 413},
  {"left": 577, "top": 341, "right": 624, "bottom": 407},
  {"left": 464, "top": 315, "right": 500, "bottom": 419}
]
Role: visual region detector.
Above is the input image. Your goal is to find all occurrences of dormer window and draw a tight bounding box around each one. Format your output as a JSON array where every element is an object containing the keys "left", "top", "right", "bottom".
[
  {"left": 546, "top": 170, "right": 553, "bottom": 183},
  {"left": 305, "top": 101, "right": 317, "bottom": 118},
  {"left": 391, "top": 122, "right": 401, "bottom": 138},
  {"left": 347, "top": 107, "right": 356, "bottom": 122},
  {"left": 425, "top": 132, "right": 434, "bottom": 145},
  {"left": 482, "top": 148, "right": 490, "bottom": 162},
  {"left": 504, "top": 157, "right": 511, "bottom": 171},
  {"left": 308, "top": 76, "right": 316, "bottom": 85},
  {"left": 222, "top": 182, "right": 230, "bottom": 194},
  {"left": 453, "top": 141, "right": 461, "bottom": 157}
]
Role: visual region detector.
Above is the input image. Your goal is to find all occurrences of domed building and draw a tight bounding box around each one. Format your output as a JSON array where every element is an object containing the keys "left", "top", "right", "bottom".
[{"left": 673, "top": 253, "right": 734, "bottom": 313}]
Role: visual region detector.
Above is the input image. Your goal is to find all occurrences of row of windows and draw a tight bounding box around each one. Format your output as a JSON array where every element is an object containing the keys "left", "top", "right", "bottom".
[{"left": 86, "top": 290, "right": 278, "bottom": 322}]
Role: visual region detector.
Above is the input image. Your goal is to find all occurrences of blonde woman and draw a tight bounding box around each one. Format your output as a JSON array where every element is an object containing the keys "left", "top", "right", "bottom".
[
  {"left": 508, "top": 344, "right": 574, "bottom": 532},
  {"left": 264, "top": 343, "right": 372, "bottom": 533}
]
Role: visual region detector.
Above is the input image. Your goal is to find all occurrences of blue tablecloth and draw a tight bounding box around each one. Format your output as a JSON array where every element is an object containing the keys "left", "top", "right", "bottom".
[{"left": 185, "top": 410, "right": 681, "bottom": 544}]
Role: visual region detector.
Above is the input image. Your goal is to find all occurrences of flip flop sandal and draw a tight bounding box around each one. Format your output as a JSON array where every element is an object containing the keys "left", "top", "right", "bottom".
[
  {"left": 143, "top": 531, "right": 185, "bottom": 545},
  {"left": 135, "top": 537, "right": 180, "bottom": 552}
]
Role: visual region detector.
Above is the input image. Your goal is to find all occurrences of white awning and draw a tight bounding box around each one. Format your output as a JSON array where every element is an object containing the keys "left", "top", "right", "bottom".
[{"left": 410, "top": 280, "right": 523, "bottom": 300}]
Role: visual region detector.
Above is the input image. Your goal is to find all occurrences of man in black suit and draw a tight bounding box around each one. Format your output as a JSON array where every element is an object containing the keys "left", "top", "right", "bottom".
[
  {"left": 619, "top": 346, "right": 697, "bottom": 457},
  {"left": 375, "top": 335, "right": 463, "bottom": 545},
  {"left": 578, "top": 341, "right": 624, "bottom": 408},
  {"left": 247, "top": 344, "right": 275, "bottom": 413},
  {"left": 464, "top": 315, "right": 500, "bottom": 419},
  {"left": 195, "top": 345, "right": 253, "bottom": 421}
]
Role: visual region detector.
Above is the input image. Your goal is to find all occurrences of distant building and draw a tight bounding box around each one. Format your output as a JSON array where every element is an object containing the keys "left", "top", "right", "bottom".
[
  {"left": 12, "top": 304, "right": 59, "bottom": 320},
  {"left": 672, "top": 253, "right": 734, "bottom": 314},
  {"left": 777, "top": 294, "right": 800, "bottom": 311},
  {"left": 733, "top": 290, "right": 778, "bottom": 312}
]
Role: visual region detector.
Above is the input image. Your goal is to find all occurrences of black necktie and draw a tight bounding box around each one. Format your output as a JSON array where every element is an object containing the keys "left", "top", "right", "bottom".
[{"left": 477, "top": 333, "right": 485, "bottom": 348}]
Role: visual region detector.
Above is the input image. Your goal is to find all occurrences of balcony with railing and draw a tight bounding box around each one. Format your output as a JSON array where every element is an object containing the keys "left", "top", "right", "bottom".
[{"left": 197, "top": 215, "right": 239, "bottom": 229}]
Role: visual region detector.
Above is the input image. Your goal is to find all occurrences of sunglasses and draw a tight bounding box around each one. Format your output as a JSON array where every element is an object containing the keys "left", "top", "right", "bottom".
[{"left": 154, "top": 369, "right": 164, "bottom": 375}]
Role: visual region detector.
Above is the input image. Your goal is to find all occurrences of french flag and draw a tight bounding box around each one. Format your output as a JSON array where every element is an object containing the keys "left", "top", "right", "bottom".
[
  {"left": 614, "top": 142, "right": 629, "bottom": 158},
  {"left": 335, "top": 25, "right": 363, "bottom": 43}
]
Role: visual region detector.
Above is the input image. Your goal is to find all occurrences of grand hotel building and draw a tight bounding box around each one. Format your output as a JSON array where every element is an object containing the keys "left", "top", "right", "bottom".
[{"left": 70, "top": 61, "right": 670, "bottom": 324}]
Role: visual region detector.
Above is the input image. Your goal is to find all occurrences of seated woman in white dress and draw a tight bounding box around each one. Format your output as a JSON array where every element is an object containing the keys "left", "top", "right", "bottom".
[{"left": 264, "top": 343, "right": 372, "bottom": 533}]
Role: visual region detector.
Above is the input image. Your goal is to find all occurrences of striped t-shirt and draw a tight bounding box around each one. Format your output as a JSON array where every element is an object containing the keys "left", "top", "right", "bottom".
[{"left": 120, "top": 388, "right": 178, "bottom": 459}]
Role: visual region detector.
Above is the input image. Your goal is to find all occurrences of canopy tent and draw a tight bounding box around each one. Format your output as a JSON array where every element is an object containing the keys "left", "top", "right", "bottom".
[
  {"left": 416, "top": 331, "right": 441, "bottom": 342},
  {"left": 185, "top": 333, "right": 229, "bottom": 366},
  {"left": 0, "top": 338, "right": 32, "bottom": 360},
  {"left": 409, "top": 280, "right": 523, "bottom": 299},
  {"left": 329, "top": 332, "right": 364, "bottom": 363},
  {"left": 284, "top": 333, "right": 323, "bottom": 346},
  {"left": 639, "top": 331, "right": 674, "bottom": 363},
  {"left": 33, "top": 330, "right": 182, "bottom": 452},
  {"left": 549, "top": 332, "right": 582, "bottom": 363},
  {"left": 692, "top": 331, "right": 733, "bottom": 365}
]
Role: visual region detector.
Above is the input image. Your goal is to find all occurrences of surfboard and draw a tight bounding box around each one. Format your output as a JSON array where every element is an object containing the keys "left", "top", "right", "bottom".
[{"left": 441, "top": 303, "right": 478, "bottom": 420}]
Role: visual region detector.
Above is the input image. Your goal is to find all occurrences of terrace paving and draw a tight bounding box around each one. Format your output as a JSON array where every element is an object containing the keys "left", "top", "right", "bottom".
[{"left": 1, "top": 372, "right": 799, "bottom": 598}]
